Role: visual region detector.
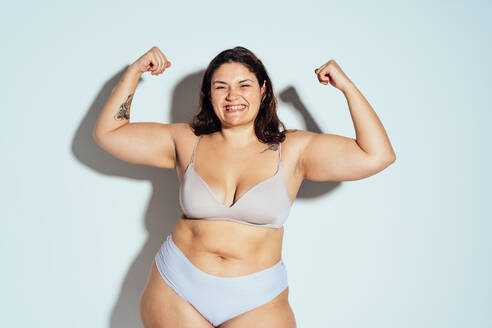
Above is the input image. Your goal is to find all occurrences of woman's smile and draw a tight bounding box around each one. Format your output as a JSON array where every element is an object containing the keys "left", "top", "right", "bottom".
[{"left": 224, "top": 104, "right": 247, "bottom": 113}]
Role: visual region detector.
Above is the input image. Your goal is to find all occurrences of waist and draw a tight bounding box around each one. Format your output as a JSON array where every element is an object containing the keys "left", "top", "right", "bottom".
[{"left": 171, "top": 216, "right": 284, "bottom": 276}]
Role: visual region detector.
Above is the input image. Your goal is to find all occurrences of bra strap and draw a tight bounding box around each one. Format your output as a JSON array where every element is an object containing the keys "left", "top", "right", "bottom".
[{"left": 190, "top": 135, "right": 201, "bottom": 164}]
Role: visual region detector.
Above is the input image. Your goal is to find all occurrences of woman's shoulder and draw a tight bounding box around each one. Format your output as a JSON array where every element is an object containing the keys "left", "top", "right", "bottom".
[
  {"left": 283, "top": 128, "right": 312, "bottom": 148},
  {"left": 170, "top": 123, "right": 198, "bottom": 149},
  {"left": 171, "top": 123, "right": 195, "bottom": 137},
  {"left": 280, "top": 129, "right": 315, "bottom": 168}
]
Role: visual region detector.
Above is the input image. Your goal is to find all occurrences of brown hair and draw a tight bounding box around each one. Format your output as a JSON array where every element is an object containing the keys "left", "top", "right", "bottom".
[{"left": 190, "top": 46, "right": 287, "bottom": 144}]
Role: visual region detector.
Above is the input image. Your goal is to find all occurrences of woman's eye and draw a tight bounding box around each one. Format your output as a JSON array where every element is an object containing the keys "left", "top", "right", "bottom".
[{"left": 215, "top": 85, "right": 250, "bottom": 90}]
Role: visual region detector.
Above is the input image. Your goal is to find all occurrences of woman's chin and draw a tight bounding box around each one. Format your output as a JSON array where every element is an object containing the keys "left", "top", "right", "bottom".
[
  {"left": 221, "top": 112, "right": 249, "bottom": 123},
  {"left": 222, "top": 117, "right": 251, "bottom": 126}
]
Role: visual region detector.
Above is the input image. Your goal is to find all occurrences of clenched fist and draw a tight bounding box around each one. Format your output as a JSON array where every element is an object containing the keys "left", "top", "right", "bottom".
[
  {"left": 314, "top": 59, "right": 353, "bottom": 92},
  {"left": 130, "top": 46, "right": 171, "bottom": 76}
]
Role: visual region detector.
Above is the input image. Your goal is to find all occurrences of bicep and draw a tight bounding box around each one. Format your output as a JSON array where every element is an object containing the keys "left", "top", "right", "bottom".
[
  {"left": 93, "top": 122, "right": 179, "bottom": 168},
  {"left": 300, "top": 131, "right": 381, "bottom": 182}
]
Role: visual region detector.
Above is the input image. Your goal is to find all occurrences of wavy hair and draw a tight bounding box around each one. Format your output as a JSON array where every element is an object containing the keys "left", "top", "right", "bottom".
[{"left": 190, "top": 46, "right": 287, "bottom": 144}]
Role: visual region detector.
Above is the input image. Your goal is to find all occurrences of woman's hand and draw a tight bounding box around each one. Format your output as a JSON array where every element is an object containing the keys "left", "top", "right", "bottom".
[
  {"left": 314, "top": 59, "right": 353, "bottom": 92},
  {"left": 130, "top": 46, "right": 171, "bottom": 76}
]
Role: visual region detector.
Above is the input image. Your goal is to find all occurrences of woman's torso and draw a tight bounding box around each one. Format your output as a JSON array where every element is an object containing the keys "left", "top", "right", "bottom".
[{"left": 171, "top": 124, "right": 304, "bottom": 277}]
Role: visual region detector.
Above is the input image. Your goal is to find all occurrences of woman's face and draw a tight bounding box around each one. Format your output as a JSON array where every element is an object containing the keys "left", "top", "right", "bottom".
[{"left": 210, "top": 62, "right": 266, "bottom": 127}]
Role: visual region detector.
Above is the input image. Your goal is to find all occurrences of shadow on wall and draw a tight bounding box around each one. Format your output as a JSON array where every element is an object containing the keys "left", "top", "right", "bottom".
[{"left": 71, "top": 66, "right": 340, "bottom": 328}]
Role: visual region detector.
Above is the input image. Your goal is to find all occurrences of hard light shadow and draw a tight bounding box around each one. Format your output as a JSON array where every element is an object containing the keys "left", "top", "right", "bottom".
[{"left": 72, "top": 68, "right": 340, "bottom": 328}]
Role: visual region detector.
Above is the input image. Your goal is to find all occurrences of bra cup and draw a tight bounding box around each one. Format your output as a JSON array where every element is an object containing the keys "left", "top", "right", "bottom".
[
  {"left": 179, "top": 135, "right": 292, "bottom": 229},
  {"left": 227, "top": 173, "right": 291, "bottom": 226}
]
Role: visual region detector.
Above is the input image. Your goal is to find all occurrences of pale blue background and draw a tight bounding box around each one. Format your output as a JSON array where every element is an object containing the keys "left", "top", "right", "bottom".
[{"left": 1, "top": 0, "right": 490, "bottom": 327}]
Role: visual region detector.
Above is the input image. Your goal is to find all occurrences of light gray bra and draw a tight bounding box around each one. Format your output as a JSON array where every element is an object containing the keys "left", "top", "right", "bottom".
[{"left": 179, "top": 135, "right": 292, "bottom": 229}]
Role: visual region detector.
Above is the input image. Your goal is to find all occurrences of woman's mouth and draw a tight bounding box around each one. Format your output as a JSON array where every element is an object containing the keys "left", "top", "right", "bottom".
[{"left": 224, "top": 104, "right": 247, "bottom": 113}]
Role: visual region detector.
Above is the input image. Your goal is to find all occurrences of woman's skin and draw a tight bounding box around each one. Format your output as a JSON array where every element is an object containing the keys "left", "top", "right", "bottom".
[{"left": 93, "top": 46, "right": 396, "bottom": 328}]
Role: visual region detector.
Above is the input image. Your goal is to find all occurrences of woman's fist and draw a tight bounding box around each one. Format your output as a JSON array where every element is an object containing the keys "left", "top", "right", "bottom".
[
  {"left": 131, "top": 46, "right": 171, "bottom": 76},
  {"left": 314, "top": 59, "right": 353, "bottom": 92}
]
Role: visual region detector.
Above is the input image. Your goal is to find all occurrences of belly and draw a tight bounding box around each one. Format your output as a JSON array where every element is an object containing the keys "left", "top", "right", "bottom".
[{"left": 171, "top": 215, "right": 284, "bottom": 277}]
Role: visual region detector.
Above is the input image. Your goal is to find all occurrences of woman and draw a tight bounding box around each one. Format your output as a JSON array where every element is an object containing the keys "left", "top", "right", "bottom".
[{"left": 93, "top": 46, "right": 396, "bottom": 328}]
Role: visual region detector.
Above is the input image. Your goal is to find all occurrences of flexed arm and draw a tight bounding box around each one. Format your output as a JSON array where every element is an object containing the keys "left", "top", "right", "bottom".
[
  {"left": 300, "top": 59, "right": 396, "bottom": 182},
  {"left": 92, "top": 46, "right": 181, "bottom": 169},
  {"left": 93, "top": 46, "right": 171, "bottom": 136}
]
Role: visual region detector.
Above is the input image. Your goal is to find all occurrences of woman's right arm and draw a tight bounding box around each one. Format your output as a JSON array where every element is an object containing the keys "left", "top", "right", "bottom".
[{"left": 92, "top": 46, "right": 179, "bottom": 169}]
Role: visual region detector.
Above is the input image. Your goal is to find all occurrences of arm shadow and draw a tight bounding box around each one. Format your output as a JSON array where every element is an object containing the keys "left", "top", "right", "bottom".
[{"left": 279, "top": 85, "right": 341, "bottom": 199}]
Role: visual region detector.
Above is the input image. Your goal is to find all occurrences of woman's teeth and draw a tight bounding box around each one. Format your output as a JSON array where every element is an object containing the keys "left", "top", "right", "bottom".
[{"left": 225, "top": 105, "right": 246, "bottom": 112}]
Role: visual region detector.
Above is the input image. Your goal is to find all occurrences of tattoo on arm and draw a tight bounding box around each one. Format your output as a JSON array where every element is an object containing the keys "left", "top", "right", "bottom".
[{"left": 114, "top": 94, "right": 133, "bottom": 120}]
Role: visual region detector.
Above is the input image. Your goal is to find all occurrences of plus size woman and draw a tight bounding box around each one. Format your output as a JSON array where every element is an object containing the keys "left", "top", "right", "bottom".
[{"left": 93, "top": 46, "right": 396, "bottom": 328}]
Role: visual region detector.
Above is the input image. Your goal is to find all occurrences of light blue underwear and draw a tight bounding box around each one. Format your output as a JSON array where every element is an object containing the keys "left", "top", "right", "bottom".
[{"left": 154, "top": 233, "right": 289, "bottom": 327}]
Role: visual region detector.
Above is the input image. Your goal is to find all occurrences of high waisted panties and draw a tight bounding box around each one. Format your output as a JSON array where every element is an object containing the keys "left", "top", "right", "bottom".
[{"left": 154, "top": 234, "right": 289, "bottom": 327}]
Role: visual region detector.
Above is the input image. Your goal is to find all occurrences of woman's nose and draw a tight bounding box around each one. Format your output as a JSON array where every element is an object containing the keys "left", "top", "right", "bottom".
[{"left": 226, "top": 87, "right": 240, "bottom": 100}]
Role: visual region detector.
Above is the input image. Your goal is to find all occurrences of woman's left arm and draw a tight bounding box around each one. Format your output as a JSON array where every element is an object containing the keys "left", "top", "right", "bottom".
[{"left": 300, "top": 59, "right": 396, "bottom": 182}]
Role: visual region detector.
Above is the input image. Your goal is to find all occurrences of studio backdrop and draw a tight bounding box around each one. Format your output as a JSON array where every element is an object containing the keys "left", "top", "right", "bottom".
[{"left": 1, "top": 1, "right": 490, "bottom": 327}]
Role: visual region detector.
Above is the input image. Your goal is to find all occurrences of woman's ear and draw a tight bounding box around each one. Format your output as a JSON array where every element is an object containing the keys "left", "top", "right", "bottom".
[{"left": 261, "top": 80, "right": 267, "bottom": 101}]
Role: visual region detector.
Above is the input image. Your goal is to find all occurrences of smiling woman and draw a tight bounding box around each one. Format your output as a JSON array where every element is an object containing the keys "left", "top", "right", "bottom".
[{"left": 93, "top": 45, "right": 395, "bottom": 328}]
